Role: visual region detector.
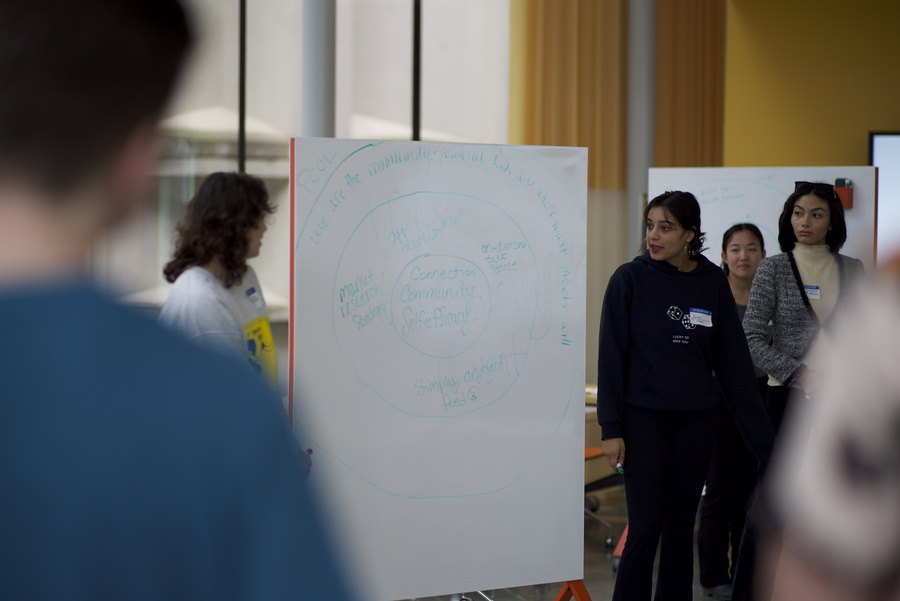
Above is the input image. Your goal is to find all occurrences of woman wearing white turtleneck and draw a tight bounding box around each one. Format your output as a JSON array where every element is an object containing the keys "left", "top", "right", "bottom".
[{"left": 743, "top": 182, "right": 864, "bottom": 435}]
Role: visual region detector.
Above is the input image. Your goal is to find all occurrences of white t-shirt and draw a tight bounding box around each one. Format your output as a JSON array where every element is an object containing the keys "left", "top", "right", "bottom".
[{"left": 159, "top": 265, "right": 277, "bottom": 390}]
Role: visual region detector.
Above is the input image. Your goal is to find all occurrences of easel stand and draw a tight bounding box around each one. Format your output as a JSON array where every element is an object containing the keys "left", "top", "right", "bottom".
[
  {"left": 553, "top": 580, "right": 594, "bottom": 601},
  {"left": 455, "top": 581, "right": 593, "bottom": 601}
]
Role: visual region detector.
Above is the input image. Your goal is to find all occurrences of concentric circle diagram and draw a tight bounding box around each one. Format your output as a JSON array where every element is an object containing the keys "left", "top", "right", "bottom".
[
  {"left": 296, "top": 142, "right": 584, "bottom": 499},
  {"left": 390, "top": 253, "right": 492, "bottom": 359},
  {"left": 332, "top": 191, "right": 539, "bottom": 418}
]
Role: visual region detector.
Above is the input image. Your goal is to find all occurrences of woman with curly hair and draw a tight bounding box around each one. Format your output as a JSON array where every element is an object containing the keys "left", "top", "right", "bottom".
[{"left": 159, "top": 171, "right": 277, "bottom": 389}]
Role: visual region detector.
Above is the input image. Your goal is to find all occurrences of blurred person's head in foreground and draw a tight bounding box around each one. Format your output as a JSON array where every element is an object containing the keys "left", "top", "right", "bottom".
[
  {"left": 0, "top": 6, "right": 361, "bottom": 601},
  {"left": 0, "top": 0, "right": 191, "bottom": 282}
]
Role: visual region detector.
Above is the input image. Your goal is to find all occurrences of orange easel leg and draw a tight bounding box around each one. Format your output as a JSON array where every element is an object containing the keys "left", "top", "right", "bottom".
[{"left": 553, "top": 579, "right": 593, "bottom": 601}]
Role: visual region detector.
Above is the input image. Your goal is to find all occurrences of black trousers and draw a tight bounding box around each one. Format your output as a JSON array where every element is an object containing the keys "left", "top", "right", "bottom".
[
  {"left": 613, "top": 404, "right": 717, "bottom": 601},
  {"left": 731, "top": 384, "right": 797, "bottom": 601},
  {"left": 697, "top": 378, "right": 766, "bottom": 588},
  {"left": 764, "top": 384, "right": 794, "bottom": 437}
]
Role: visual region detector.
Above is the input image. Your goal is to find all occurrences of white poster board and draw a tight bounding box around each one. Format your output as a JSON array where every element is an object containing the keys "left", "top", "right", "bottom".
[
  {"left": 648, "top": 167, "right": 877, "bottom": 268},
  {"left": 871, "top": 135, "right": 900, "bottom": 263},
  {"left": 290, "top": 139, "right": 587, "bottom": 601}
]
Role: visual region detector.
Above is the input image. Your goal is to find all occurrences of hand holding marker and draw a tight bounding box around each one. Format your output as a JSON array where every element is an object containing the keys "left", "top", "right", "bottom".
[{"left": 601, "top": 438, "right": 626, "bottom": 475}]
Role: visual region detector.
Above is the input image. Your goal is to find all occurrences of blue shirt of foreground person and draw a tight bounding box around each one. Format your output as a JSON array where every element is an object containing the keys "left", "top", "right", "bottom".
[{"left": 0, "top": 1, "right": 354, "bottom": 600}]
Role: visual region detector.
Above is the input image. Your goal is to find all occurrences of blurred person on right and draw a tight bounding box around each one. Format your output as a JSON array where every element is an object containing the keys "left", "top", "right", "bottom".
[
  {"left": 0, "top": 1, "right": 354, "bottom": 600},
  {"left": 759, "top": 263, "right": 900, "bottom": 601}
]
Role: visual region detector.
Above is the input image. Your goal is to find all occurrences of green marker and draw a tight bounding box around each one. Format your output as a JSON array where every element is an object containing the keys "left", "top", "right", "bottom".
[{"left": 616, "top": 462, "right": 625, "bottom": 476}]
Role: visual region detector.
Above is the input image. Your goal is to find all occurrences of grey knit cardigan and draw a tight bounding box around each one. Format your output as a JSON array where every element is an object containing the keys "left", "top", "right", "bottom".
[{"left": 743, "top": 251, "right": 864, "bottom": 387}]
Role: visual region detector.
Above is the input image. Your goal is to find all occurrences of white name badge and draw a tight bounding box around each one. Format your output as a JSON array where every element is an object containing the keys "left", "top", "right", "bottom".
[
  {"left": 804, "top": 285, "right": 821, "bottom": 300},
  {"left": 689, "top": 308, "right": 713, "bottom": 327},
  {"left": 246, "top": 286, "right": 265, "bottom": 309}
]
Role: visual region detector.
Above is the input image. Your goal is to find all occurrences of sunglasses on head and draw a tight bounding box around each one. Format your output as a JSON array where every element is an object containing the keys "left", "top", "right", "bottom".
[{"left": 794, "top": 181, "right": 835, "bottom": 198}]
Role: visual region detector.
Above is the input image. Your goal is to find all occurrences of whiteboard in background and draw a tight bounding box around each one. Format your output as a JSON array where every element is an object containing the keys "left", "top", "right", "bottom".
[
  {"left": 871, "top": 134, "right": 900, "bottom": 263},
  {"left": 648, "top": 167, "right": 877, "bottom": 268},
  {"left": 291, "top": 139, "right": 587, "bottom": 601}
]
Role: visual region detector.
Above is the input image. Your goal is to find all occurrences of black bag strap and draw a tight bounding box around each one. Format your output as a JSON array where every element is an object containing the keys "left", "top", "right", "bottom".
[
  {"left": 786, "top": 251, "right": 818, "bottom": 323},
  {"left": 786, "top": 250, "right": 847, "bottom": 331}
]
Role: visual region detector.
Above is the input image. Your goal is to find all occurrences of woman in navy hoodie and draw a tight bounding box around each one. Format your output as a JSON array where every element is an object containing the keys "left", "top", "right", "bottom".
[{"left": 598, "top": 191, "right": 773, "bottom": 601}]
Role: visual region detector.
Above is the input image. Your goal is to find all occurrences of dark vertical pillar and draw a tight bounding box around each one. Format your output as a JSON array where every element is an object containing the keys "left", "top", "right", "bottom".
[
  {"left": 412, "top": 0, "right": 422, "bottom": 141},
  {"left": 238, "top": 0, "right": 247, "bottom": 172}
]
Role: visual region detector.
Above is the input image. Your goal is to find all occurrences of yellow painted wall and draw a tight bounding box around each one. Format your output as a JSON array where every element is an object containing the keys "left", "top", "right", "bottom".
[{"left": 725, "top": 0, "right": 900, "bottom": 166}]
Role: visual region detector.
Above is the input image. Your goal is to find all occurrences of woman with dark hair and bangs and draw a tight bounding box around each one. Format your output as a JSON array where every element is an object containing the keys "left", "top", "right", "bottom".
[
  {"left": 160, "top": 171, "right": 278, "bottom": 390},
  {"left": 597, "top": 191, "right": 773, "bottom": 601},
  {"left": 743, "top": 182, "right": 864, "bottom": 436}
]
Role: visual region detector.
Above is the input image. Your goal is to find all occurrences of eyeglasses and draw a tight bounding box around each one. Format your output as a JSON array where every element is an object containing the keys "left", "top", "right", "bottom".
[{"left": 794, "top": 181, "right": 836, "bottom": 198}]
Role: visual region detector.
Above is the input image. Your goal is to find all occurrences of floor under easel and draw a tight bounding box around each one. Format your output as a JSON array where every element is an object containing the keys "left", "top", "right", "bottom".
[{"left": 408, "top": 485, "right": 713, "bottom": 601}]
